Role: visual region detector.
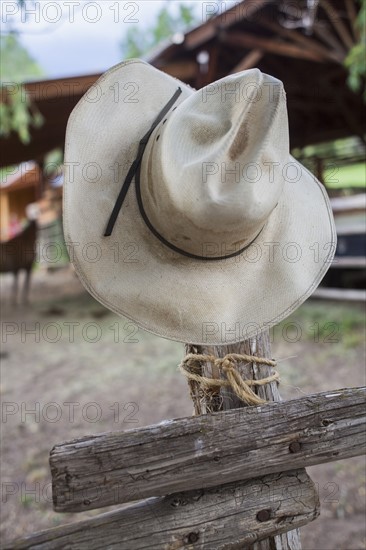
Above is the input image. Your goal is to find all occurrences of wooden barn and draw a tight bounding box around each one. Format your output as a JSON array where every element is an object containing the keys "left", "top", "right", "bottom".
[
  {"left": 0, "top": 0, "right": 364, "bottom": 169},
  {"left": 0, "top": 0, "right": 364, "bottom": 288}
]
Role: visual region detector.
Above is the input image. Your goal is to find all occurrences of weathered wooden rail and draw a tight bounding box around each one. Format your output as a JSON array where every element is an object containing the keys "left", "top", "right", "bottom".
[
  {"left": 50, "top": 386, "right": 365, "bottom": 512},
  {"left": 9, "top": 471, "right": 319, "bottom": 550},
  {"left": 8, "top": 386, "right": 365, "bottom": 549}
]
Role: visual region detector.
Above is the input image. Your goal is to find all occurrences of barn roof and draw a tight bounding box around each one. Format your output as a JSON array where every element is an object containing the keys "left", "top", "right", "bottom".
[
  {"left": 0, "top": 162, "right": 40, "bottom": 193},
  {"left": 0, "top": 74, "right": 99, "bottom": 168},
  {"left": 148, "top": 0, "right": 364, "bottom": 148},
  {"left": 0, "top": 0, "right": 363, "bottom": 168}
]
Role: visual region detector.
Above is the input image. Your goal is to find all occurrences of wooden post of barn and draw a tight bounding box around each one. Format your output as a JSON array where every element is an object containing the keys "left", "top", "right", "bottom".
[
  {"left": 185, "top": 329, "right": 302, "bottom": 550},
  {"left": 36, "top": 157, "right": 45, "bottom": 199}
]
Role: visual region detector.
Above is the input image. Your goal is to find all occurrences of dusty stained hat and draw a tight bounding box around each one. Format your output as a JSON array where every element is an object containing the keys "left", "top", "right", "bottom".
[{"left": 63, "top": 60, "right": 336, "bottom": 345}]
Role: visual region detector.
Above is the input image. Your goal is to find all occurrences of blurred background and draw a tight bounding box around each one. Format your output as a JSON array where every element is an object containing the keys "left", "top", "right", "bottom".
[{"left": 0, "top": 1, "right": 365, "bottom": 548}]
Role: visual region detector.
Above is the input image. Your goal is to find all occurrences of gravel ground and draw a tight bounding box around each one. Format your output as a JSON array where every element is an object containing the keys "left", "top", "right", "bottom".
[{"left": 1, "top": 266, "right": 365, "bottom": 549}]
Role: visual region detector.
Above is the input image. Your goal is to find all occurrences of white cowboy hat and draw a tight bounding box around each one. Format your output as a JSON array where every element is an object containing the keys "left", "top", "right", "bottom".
[{"left": 63, "top": 60, "right": 336, "bottom": 345}]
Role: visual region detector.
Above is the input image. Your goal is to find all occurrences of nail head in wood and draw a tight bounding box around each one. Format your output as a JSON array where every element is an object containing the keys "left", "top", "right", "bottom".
[
  {"left": 257, "top": 509, "right": 271, "bottom": 522},
  {"left": 187, "top": 532, "right": 199, "bottom": 543},
  {"left": 321, "top": 419, "right": 332, "bottom": 426},
  {"left": 289, "top": 441, "right": 302, "bottom": 453}
]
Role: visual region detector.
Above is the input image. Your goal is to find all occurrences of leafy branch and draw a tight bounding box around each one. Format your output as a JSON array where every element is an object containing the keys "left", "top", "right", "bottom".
[
  {"left": 0, "top": 34, "right": 44, "bottom": 143},
  {"left": 121, "top": 3, "right": 198, "bottom": 58},
  {"left": 344, "top": 0, "right": 366, "bottom": 99},
  {"left": 0, "top": 85, "right": 43, "bottom": 144}
]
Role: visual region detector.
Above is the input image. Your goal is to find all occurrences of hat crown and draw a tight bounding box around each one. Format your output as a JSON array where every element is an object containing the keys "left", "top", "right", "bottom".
[
  {"left": 140, "top": 69, "right": 289, "bottom": 257},
  {"left": 64, "top": 59, "right": 335, "bottom": 344}
]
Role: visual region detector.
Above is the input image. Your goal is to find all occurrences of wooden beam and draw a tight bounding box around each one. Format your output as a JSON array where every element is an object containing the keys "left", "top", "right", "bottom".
[
  {"left": 313, "top": 22, "right": 347, "bottom": 58},
  {"left": 320, "top": 0, "right": 355, "bottom": 50},
  {"left": 288, "top": 116, "right": 364, "bottom": 148},
  {"left": 0, "top": 132, "right": 65, "bottom": 168},
  {"left": 230, "top": 49, "right": 264, "bottom": 73},
  {"left": 255, "top": 16, "right": 343, "bottom": 63},
  {"left": 203, "top": 45, "right": 219, "bottom": 86},
  {"left": 287, "top": 99, "right": 338, "bottom": 112},
  {"left": 0, "top": 74, "right": 99, "bottom": 104},
  {"left": 9, "top": 471, "right": 319, "bottom": 550},
  {"left": 222, "top": 32, "right": 326, "bottom": 62},
  {"left": 184, "top": 0, "right": 271, "bottom": 50},
  {"left": 50, "top": 386, "right": 366, "bottom": 513},
  {"left": 345, "top": 0, "right": 360, "bottom": 41},
  {"left": 158, "top": 60, "right": 197, "bottom": 81},
  {"left": 315, "top": 156, "right": 324, "bottom": 183}
]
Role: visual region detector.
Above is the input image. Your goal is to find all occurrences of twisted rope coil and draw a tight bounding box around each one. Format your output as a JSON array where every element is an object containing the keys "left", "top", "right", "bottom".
[{"left": 179, "top": 353, "right": 280, "bottom": 406}]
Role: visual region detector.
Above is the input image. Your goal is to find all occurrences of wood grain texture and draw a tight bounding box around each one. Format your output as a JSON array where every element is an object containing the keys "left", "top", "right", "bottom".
[
  {"left": 223, "top": 32, "right": 325, "bottom": 62},
  {"left": 185, "top": 331, "right": 301, "bottom": 550},
  {"left": 50, "top": 386, "right": 366, "bottom": 513},
  {"left": 10, "top": 470, "right": 319, "bottom": 550}
]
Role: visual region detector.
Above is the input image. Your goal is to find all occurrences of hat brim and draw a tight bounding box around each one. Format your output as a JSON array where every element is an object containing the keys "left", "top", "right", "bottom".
[{"left": 64, "top": 60, "right": 336, "bottom": 345}]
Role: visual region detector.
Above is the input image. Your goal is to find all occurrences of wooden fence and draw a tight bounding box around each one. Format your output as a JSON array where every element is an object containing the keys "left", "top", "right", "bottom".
[{"left": 8, "top": 386, "right": 365, "bottom": 549}]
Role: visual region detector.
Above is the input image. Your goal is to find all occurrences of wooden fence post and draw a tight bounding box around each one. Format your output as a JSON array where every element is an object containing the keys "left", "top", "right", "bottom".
[{"left": 186, "top": 329, "right": 302, "bottom": 550}]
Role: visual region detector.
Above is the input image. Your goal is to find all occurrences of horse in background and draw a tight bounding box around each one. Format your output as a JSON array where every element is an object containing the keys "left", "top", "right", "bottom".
[{"left": 0, "top": 219, "right": 37, "bottom": 305}]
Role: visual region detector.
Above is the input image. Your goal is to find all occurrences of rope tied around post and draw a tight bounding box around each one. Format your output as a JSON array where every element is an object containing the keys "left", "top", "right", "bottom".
[{"left": 179, "top": 353, "right": 280, "bottom": 406}]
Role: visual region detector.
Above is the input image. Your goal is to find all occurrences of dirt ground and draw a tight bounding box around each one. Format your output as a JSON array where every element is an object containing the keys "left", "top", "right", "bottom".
[{"left": 1, "top": 266, "right": 365, "bottom": 549}]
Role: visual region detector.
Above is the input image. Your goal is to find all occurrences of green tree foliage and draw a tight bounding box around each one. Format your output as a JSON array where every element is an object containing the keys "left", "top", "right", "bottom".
[
  {"left": 0, "top": 33, "right": 44, "bottom": 144},
  {"left": 344, "top": 0, "right": 366, "bottom": 99},
  {"left": 0, "top": 33, "right": 43, "bottom": 83},
  {"left": 0, "top": 85, "right": 44, "bottom": 144},
  {"left": 121, "top": 3, "right": 197, "bottom": 59}
]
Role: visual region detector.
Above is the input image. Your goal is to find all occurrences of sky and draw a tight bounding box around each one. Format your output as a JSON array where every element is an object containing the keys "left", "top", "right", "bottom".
[{"left": 1, "top": 1, "right": 237, "bottom": 79}]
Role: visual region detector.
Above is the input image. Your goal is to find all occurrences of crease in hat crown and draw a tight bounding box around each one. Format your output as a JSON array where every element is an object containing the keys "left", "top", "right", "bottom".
[{"left": 139, "top": 69, "right": 290, "bottom": 258}]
